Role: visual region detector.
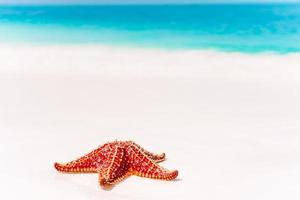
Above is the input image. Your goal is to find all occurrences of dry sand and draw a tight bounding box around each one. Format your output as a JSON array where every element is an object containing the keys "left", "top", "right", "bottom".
[{"left": 0, "top": 45, "right": 300, "bottom": 200}]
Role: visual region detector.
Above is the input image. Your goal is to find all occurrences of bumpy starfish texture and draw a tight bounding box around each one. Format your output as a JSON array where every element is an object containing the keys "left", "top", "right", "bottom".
[{"left": 54, "top": 141, "right": 178, "bottom": 189}]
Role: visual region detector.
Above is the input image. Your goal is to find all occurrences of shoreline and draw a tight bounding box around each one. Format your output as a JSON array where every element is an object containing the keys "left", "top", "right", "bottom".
[{"left": 1, "top": 41, "right": 300, "bottom": 55}]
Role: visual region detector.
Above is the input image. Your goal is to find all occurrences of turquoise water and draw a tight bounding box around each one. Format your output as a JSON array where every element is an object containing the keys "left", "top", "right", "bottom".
[{"left": 1, "top": 4, "right": 300, "bottom": 53}]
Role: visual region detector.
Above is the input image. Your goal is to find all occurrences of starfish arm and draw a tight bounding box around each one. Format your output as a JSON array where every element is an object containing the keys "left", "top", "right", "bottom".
[
  {"left": 128, "top": 141, "right": 166, "bottom": 163},
  {"left": 99, "top": 172, "right": 131, "bottom": 189},
  {"left": 98, "top": 145, "right": 128, "bottom": 188},
  {"left": 127, "top": 145, "right": 178, "bottom": 181},
  {"left": 54, "top": 146, "right": 108, "bottom": 173},
  {"left": 54, "top": 162, "right": 97, "bottom": 173}
]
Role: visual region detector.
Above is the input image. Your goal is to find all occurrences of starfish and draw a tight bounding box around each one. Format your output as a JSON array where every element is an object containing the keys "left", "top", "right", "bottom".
[{"left": 54, "top": 141, "right": 178, "bottom": 189}]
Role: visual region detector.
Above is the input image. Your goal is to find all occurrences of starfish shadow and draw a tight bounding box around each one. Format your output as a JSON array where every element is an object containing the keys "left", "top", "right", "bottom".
[{"left": 173, "top": 178, "right": 182, "bottom": 182}]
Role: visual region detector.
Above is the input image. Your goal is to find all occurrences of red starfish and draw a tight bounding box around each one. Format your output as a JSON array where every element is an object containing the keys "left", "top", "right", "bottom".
[{"left": 54, "top": 141, "right": 178, "bottom": 189}]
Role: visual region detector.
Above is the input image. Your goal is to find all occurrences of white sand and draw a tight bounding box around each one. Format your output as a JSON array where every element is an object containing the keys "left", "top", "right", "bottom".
[{"left": 0, "top": 44, "right": 300, "bottom": 200}]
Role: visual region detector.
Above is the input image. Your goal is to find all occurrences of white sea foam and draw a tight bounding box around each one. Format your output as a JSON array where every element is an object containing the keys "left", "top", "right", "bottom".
[{"left": 1, "top": 44, "right": 300, "bottom": 83}]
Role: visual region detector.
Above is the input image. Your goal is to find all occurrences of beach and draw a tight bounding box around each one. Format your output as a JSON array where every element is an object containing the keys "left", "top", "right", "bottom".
[{"left": 0, "top": 44, "right": 300, "bottom": 199}]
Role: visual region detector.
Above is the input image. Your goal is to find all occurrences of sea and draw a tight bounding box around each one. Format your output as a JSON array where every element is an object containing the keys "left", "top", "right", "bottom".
[{"left": 0, "top": 4, "right": 300, "bottom": 53}]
